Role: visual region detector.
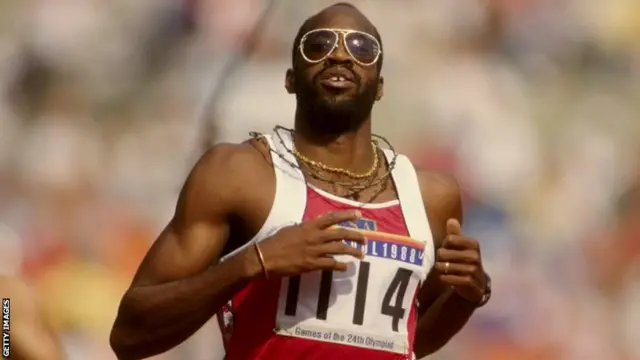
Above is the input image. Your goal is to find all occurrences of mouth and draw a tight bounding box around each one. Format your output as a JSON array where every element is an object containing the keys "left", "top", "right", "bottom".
[
  {"left": 319, "top": 75, "right": 355, "bottom": 90},
  {"left": 318, "top": 67, "right": 356, "bottom": 91}
]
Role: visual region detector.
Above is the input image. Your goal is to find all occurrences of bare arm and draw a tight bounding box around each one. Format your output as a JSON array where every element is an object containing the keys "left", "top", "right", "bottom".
[
  {"left": 413, "top": 172, "right": 480, "bottom": 358},
  {"left": 0, "top": 276, "right": 63, "bottom": 360},
  {"left": 110, "top": 144, "right": 265, "bottom": 360}
]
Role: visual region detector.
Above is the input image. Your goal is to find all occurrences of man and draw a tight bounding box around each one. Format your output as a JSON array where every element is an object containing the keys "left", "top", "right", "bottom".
[{"left": 110, "top": 3, "right": 490, "bottom": 360}]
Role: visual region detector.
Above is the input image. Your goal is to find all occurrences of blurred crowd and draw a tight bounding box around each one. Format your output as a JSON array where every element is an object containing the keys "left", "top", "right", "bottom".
[{"left": 0, "top": 0, "right": 639, "bottom": 359}]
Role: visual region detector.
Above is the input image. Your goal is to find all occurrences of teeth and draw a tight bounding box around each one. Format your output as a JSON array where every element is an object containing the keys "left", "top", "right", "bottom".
[{"left": 330, "top": 76, "right": 347, "bottom": 82}]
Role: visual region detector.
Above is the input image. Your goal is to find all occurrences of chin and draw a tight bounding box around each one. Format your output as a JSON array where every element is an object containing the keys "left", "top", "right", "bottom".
[
  {"left": 318, "top": 93, "right": 357, "bottom": 108},
  {"left": 319, "top": 101, "right": 359, "bottom": 117}
]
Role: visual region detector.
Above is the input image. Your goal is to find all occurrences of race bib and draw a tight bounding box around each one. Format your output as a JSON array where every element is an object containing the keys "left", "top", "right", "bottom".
[{"left": 274, "top": 223, "right": 428, "bottom": 355}]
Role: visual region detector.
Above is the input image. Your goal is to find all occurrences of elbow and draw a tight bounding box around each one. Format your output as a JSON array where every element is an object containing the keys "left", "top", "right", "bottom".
[
  {"left": 413, "top": 342, "right": 432, "bottom": 359},
  {"left": 110, "top": 316, "right": 137, "bottom": 360},
  {"left": 109, "top": 295, "right": 145, "bottom": 360},
  {"left": 109, "top": 329, "right": 126, "bottom": 359},
  {"left": 110, "top": 318, "right": 151, "bottom": 360},
  {"left": 413, "top": 342, "right": 445, "bottom": 359}
]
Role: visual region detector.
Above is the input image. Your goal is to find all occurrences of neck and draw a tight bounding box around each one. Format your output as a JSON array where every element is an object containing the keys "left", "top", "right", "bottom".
[{"left": 293, "top": 109, "right": 374, "bottom": 173}]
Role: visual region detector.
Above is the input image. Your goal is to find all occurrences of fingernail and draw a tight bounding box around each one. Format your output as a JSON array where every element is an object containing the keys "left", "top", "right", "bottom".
[{"left": 354, "top": 210, "right": 362, "bottom": 217}]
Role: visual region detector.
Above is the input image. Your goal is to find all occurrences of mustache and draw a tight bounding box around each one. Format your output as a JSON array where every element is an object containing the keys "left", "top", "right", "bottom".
[{"left": 313, "top": 66, "right": 361, "bottom": 85}]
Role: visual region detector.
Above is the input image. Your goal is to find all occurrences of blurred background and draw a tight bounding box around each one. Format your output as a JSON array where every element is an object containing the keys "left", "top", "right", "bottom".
[{"left": 0, "top": 0, "right": 639, "bottom": 359}]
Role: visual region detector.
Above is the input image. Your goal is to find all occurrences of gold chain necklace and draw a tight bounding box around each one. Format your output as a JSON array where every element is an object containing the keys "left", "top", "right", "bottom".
[
  {"left": 291, "top": 138, "right": 379, "bottom": 180},
  {"left": 251, "top": 127, "right": 399, "bottom": 200}
]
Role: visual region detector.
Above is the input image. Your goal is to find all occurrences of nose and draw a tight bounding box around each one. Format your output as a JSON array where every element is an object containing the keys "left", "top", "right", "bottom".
[{"left": 326, "top": 34, "right": 352, "bottom": 64}]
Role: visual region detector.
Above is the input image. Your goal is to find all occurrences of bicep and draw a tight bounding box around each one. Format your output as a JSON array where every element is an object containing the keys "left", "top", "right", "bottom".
[
  {"left": 416, "top": 171, "right": 463, "bottom": 313},
  {"left": 130, "top": 146, "right": 239, "bottom": 287},
  {"left": 131, "top": 219, "right": 229, "bottom": 287}
]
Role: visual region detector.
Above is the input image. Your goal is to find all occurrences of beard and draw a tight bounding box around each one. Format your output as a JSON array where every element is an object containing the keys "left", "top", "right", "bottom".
[{"left": 294, "top": 72, "right": 378, "bottom": 135}]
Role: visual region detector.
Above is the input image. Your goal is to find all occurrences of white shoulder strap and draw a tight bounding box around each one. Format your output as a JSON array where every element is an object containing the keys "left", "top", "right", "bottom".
[
  {"left": 251, "top": 130, "right": 308, "bottom": 239},
  {"left": 382, "top": 149, "right": 435, "bottom": 267},
  {"left": 220, "top": 131, "right": 307, "bottom": 261},
  {"left": 268, "top": 129, "right": 306, "bottom": 183}
]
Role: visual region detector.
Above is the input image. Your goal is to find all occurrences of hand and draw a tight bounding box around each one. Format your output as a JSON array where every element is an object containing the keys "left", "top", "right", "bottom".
[
  {"left": 257, "top": 210, "right": 367, "bottom": 277},
  {"left": 434, "top": 218, "right": 486, "bottom": 304}
]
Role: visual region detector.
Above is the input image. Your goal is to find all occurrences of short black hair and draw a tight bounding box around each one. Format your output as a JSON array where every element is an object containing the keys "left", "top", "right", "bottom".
[{"left": 291, "top": 3, "right": 384, "bottom": 71}]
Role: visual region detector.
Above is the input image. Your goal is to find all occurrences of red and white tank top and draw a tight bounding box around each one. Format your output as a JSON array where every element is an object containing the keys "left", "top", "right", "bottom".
[{"left": 217, "top": 129, "right": 435, "bottom": 360}]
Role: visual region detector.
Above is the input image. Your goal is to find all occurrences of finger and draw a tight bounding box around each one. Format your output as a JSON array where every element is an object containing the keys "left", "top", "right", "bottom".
[
  {"left": 434, "top": 261, "right": 477, "bottom": 275},
  {"left": 310, "top": 210, "right": 362, "bottom": 229},
  {"left": 314, "top": 257, "right": 349, "bottom": 272},
  {"left": 317, "top": 228, "right": 367, "bottom": 244},
  {"left": 446, "top": 218, "right": 462, "bottom": 236},
  {"left": 436, "top": 248, "right": 480, "bottom": 264},
  {"left": 442, "top": 236, "right": 479, "bottom": 251},
  {"left": 439, "top": 274, "right": 475, "bottom": 287},
  {"left": 317, "top": 242, "right": 364, "bottom": 259}
]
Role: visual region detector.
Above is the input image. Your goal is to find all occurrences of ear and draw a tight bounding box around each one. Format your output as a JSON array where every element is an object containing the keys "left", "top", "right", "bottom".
[
  {"left": 375, "top": 76, "right": 384, "bottom": 101},
  {"left": 285, "top": 68, "right": 295, "bottom": 94}
]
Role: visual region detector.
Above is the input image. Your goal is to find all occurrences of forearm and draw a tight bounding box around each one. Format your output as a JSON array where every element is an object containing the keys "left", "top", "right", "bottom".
[
  {"left": 111, "top": 246, "right": 262, "bottom": 359},
  {"left": 413, "top": 289, "right": 477, "bottom": 358}
]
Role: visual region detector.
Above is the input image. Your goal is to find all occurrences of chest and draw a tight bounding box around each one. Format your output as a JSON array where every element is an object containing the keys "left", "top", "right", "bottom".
[{"left": 233, "top": 171, "right": 401, "bottom": 235}]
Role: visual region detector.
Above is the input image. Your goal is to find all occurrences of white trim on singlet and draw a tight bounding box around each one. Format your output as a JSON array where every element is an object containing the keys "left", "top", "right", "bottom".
[
  {"left": 382, "top": 148, "right": 435, "bottom": 270},
  {"left": 220, "top": 131, "right": 307, "bottom": 262},
  {"left": 307, "top": 183, "right": 400, "bottom": 209}
]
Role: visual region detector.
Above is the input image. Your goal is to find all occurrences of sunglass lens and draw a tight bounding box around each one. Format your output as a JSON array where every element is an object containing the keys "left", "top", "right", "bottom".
[
  {"left": 345, "top": 32, "right": 379, "bottom": 65},
  {"left": 302, "top": 30, "right": 338, "bottom": 61}
]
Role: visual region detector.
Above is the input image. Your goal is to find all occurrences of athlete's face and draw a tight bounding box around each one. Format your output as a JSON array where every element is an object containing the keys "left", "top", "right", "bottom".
[{"left": 286, "top": 7, "right": 383, "bottom": 130}]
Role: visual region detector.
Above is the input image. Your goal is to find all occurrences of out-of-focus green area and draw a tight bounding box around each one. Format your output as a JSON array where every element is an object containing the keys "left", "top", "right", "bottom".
[{"left": 0, "top": 1, "right": 639, "bottom": 359}]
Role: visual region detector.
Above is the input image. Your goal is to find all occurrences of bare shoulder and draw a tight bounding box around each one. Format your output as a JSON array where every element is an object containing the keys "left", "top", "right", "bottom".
[
  {"left": 194, "top": 140, "right": 271, "bottom": 186},
  {"left": 183, "top": 140, "right": 273, "bottom": 211},
  {"left": 414, "top": 169, "right": 461, "bottom": 210},
  {"left": 414, "top": 168, "right": 463, "bottom": 245}
]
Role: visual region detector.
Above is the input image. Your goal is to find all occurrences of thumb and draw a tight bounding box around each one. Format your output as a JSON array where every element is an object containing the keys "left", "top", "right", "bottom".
[{"left": 446, "top": 218, "right": 462, "bottom": 236}]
